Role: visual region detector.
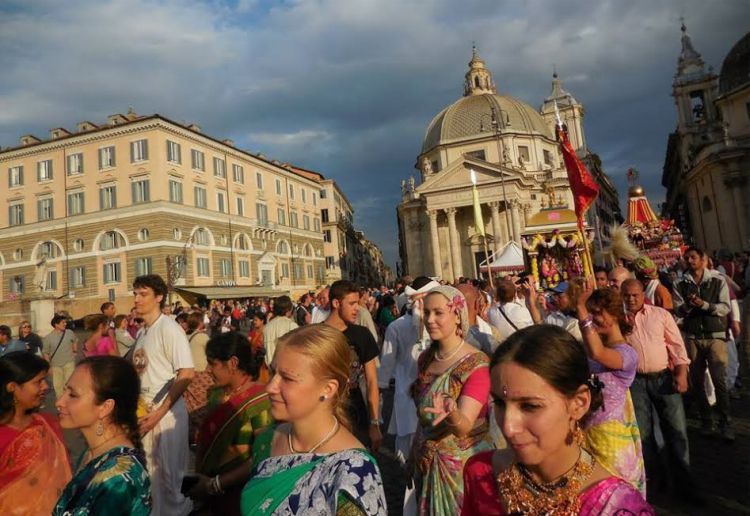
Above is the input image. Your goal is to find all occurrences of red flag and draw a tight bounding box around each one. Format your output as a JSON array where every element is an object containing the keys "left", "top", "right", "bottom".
[{"left": 556, "top": 125, "right": 599, "bottom": 223}]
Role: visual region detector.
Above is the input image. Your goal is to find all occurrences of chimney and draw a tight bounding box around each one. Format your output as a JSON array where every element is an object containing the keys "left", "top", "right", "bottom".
[{"left": 222, "top": 139, "right": 234, "bottom": 147}]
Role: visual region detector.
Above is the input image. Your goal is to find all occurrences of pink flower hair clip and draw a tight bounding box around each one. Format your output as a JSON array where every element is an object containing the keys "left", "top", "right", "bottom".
[{"left": 447, "top": 295, "right": 466, "bottom": 314}]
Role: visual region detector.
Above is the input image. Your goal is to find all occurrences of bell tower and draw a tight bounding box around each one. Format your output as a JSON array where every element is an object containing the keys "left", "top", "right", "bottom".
[
  {"left": 540, "top": 70, "right": 586, "bottom": 151},
  {"left": 464, "top": 45, "right": 497, "bottom": 96},
  {"left": 672, "top": 21, "right": 719, "bottom": 131}
]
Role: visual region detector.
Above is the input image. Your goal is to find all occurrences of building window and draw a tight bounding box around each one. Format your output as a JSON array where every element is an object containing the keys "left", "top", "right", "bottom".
[
  {"left": 40, "top": 241, "right": 58, "bottom": 258},
  {"left": 172, "top": 228, "right": 182, "bottom": 240},
  {"left": 213, "top": 157, "right": 226, "bottom": 178},
  {"left": 9, "top": 166, "right": 23, "bottom": 187},
  {"left": 293, "top": 263, "right": 303, "bottom": 280},
  {"left": 232, "top": 164, "right": 244, "bottom": 184},
  {"left": 197, "top": 257, "right": 210, "bottom": 277},
  {"left": 67, "top": 154, "right": 84, "bottom": 175},
  {"left": 303, "top": 215, "right": 310, "bottom": 230},
  {"left": 518, "top": 145, "right": 530, "bottom": 163},
  {"left": 323, "top": 230, "right": 331, "bottom": 243},
  {"left": 103, "top": 262, "right": 122, "bottom": 284},
  {"left": 45, "top": 270, "right": 57, "bottom": 291},
  {"left": 325, "top": 256, "right": 335, "bottom": 269},
  {"left": 135, "top": 257, "right": 152, "bottom": 276},
  {"left": 191, "top": 149, "right": 205, "bottom": 171},
  {"left": 313, "top": 192, "right": 317, "bottom": 206},
  {"left": 37, "top": 159, "right": 53, "bottom": 181},
  {"left": 13, "top": 248, "right": 23, "bottom": 261},
  {"left": 290, "top": 211, "right": 298, "bottom": 228},
  {"left": 281, "top": 263, "right": 290, "bottom": 278},
  {"left": 467, "top": 149, "right": 486, "bottom": 160},
  {"left": 37, "top": 198, "right": 54, "bottom": 221},
  {"left": 10, "top": 276, "right": 24, "bottom": 294},
  {"left": 238, "top": 260, "right": 250, "bottom": 278},
  {"left": 236, "top": 196, "right": 245, "bottom": 216},
  {"left": 98, "top": 146, "right": 116, "bottom": 169},
  {"left": 100, "top": 231, "right": 125, "bottom": 251},
  {"left": 256, "top": 203, "right": 268, "bottom": 226},
  {"left": 219, "top": 259, "right": 232, "bottom": 277},
  {"left": 321, "top": 209, "right": 329, "bottom": 223},
  {"left": 100, "top": 185, "right": 117, "bottom": 210},
  {"left": 236, "top": 234, "right": 250, "bottom": 250},
  {"left": 277, "top": 208, "right": 286, "bottom": 226},
  {"left": 194, "top": 228, "right": 210, "bottom": 245},
  {"left": 132, "top": 179, "right": 150, "bottom": 204},
  {"left": 288, "top": 184, "right": 295, "bottom": 200},
  {"left": 138, "top": 228, "right": 150, "bottom": 241},
  {"left": 543, "top": 149, "right": 553, "bottom": 166},
  {"left": 9, "top": 204, "right": 24, "bottom": 226},
  {"left": 131, "top": 139, "right": 149, "bottom": 163},
  {"left": 194, "top": 185, "right": 207, "bottom": 208},
  {"left": 217, "top": 191, "right": 227, "bottom": 213},
  {"left": 167, "top": 140, "right": 181, "bottom": 164},
  {"left": 67, "top": 191, "right": 85, "bottom": 216},
  {"left": 73, "top": 239, "right": 84, "bottom": 252},
  {"left": 169, "top": 179, "right": 183, "bottom": 203},
  {"left": 275, "top": 178, "right": 282, "bottom": 195},
  {"left": 256, "top": 172, "right": 263, "bottom": 189},
  {"left": 702, "top": 196, "right": 713, "bottom": 212},
  {"left": 320, "top": 189, "right": 327, "bottom": 199},
  {"left": 277, "top": 241, "right": 290, "bottom": 254},
  {"left": 70, "top": 266, "right": 85, "bottom": 288},
  {"left": 301, "top": 188, "right": 307, "bottom": 203},
  {"left": 314, "top": 218, "right": 321, "bottom": 232},
  {"left": 307, "top": 264, "right": 313, "bottom": 278}
]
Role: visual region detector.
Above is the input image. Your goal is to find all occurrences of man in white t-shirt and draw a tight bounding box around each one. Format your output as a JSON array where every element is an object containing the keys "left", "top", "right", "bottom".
[
  {"left": 488, "top": 279, "right": 534, "bottom": 343},
  {"left": 311, "top": 286, "right": 331, "bottom": 323},
  {"left": 132, "top": 274, "right": 194, "bottom": 516}
]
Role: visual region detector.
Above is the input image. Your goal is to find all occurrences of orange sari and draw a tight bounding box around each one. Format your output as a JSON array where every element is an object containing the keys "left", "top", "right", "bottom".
[
  {"left": 0, "top": 413, "right": 72, "bottom": 515},
  {"left": 248, "top": 329, "right": 269, "bottom": 383}
]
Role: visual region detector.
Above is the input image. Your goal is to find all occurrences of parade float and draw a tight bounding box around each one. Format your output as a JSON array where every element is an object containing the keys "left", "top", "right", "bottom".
[
  {"left": 622, "top": 169, "right": 685, "bottom": 267},
  {"left": 521, "top": 190, "right": 595, "bottom": 289}
]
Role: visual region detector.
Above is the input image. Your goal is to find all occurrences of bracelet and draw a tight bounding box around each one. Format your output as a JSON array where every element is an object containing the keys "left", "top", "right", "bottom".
[
  {"left": 370, "top": 419, "right": 380, "bottom": 427},
  {"left": 211, "top": 475, "right": 225, "bottom": 495},
  {"left": 579, "top": 316, "right": 594, "bottom": 330}
]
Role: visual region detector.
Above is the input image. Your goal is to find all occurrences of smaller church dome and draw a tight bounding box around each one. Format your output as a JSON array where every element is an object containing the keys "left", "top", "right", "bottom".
[{"left": 719, "top": 31, "right": 750, "bottom": 95}]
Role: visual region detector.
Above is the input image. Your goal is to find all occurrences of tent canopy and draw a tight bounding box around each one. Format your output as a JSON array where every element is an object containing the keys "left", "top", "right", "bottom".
[{"left": 479, "top": 241, "right": 526, "bottom": 272}]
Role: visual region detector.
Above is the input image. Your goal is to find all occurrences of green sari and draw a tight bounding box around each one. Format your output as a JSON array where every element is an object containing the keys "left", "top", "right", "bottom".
[
  {"left": 241, "top": 426, "right": 388, "bottom": 515},
  {"left": 196, "top": 382, "right": 273, "bottom": 515}
]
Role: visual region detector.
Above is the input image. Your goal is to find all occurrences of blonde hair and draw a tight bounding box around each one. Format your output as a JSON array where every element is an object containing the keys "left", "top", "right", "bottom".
[{"left": 275, "top": 324, "right": 353, "bottom": 430}]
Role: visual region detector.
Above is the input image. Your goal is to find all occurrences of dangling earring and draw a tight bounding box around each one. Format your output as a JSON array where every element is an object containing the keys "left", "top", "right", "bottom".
[
  {"left": 573, "top": 420, "right": 584, "bottom": 446},
  {"left": 95, "top": 420, "right": 105, "bottom": 436}
]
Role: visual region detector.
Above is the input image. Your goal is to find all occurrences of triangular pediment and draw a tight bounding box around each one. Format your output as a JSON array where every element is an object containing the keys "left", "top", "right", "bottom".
[
  {"left": 258, "top": 251, "right": 276, "bottom": 265},
  {"left": 416, "top": 156, "right": 526, "bottom": 195}
]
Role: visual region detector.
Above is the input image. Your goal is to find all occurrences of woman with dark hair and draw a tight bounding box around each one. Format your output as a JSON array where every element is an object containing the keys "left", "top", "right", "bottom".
[
  {"left": 576, "top": 281, "right": 645, "bottom": 496},
  {"left": 0, "top": 352, "right": 71, "bottom": 514},
  {"left": 53, "top": 356, "right": 150, "bottom": 515},
  {"left": 411, "top": 285, "right": 492, "bottom": 515},
  {"left": 189, "top": 331, "right": 273, "bottom": 515},
  {"left": 461, "top": 325, "right": 653, "bottom": 515},
  {"left": 247, "top": 312, "right": 269, "bottom": 382}
]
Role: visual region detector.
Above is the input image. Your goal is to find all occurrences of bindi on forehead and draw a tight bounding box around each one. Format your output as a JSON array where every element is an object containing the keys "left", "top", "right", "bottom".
[{"left": 493, "top": 385, "right": 547, "bottom": 401}]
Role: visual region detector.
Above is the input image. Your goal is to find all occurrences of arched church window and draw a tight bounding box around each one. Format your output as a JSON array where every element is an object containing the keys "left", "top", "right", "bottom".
[
  {"left": 702, "top": 196, "right": 712, "bottom": 212},
  {"left": 475, "top": 76, "right": 481, "bottom": 88}
]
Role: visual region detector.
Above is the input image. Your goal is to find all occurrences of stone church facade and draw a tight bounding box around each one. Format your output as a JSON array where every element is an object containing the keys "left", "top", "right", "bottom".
[{"left": 397, "top": 48, "right": 620, "bottom": 281}]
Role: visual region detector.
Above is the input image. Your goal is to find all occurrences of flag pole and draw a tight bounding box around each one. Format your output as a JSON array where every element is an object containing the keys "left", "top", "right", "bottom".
[
  {"left": 483, "top": 235, "right": 495, "bottom": 292},
  {"left": 470, "top": 168, "right": 494, "bottom": 290}
]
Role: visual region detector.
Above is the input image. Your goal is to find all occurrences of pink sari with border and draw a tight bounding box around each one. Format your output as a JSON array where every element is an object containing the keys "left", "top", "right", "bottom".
[{"left": 0, "top": 413, "right": 72, "bottom": 515}]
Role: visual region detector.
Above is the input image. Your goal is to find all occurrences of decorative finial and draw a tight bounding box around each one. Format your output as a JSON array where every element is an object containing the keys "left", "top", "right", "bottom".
[
  {"left": 680, "top": 16, "right": 686, "bottom": 33},
  {"left": 552, "top": 63, "right": 558, "bottom": 79}
]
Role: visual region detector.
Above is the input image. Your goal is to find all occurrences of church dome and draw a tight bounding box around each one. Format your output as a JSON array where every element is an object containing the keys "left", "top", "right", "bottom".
[
  {"left": 422, "top": 47, "right": 554, "bottom": 154},
  {"left": 719, "top": 31, "right": 750, "bottom": 95},
  {"left": 422, "top": 93, "right": 554, "bottom": 153}
]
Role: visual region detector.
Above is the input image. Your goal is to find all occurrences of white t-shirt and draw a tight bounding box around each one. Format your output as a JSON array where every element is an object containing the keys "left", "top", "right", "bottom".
[
  {"left": 488, "top": 302, "right": 534, "bottom": 343},
  {"left": 133, "top": 315, "right": 194, "bottom": 405},
  {"left": 311, "top": 306, "right": 330, "bottom": 324}
]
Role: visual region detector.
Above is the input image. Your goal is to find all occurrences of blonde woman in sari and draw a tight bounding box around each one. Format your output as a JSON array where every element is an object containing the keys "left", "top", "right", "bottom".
[
  {"left": 189, "top": 332, "right": 273, "bottom": 515},
  {"left": 411, "top": 286, "right": 493, "bottom": 515},
  {"left": 0, "top": 352, "right": 71, "bottom": 515}
]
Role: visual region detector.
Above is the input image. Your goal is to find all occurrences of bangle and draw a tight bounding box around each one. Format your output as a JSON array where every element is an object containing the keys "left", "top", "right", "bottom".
[
  {"left": 579, "top": 316, "right": 594, "bottom": 330},
  {"left": 211, "top": 475, "right": 224, "bottom": 495},
  {"left": 445, "top": 410, "right": 462, "bottom": 427},
  {"left": 370, "top": 419, "right": 380, "bottom": 427}
]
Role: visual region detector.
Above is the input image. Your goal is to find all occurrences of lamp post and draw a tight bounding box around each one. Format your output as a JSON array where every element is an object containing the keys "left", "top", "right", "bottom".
[{"left": 480, "top": 106, "right": 513, "bottom": 240}]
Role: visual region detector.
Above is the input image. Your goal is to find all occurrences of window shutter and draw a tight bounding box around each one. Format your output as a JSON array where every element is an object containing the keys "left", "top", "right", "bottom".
[
  {"left": 130, "top": 142, "right": 136, "bottom": 163},
  {"left": 145, "top": 181, "right": 150, "bottom": 201},
  {"left": 111, "top": 147, "right": 116, "bottom": 167},
  {"left": 143, "top": 141, "right": 149, "bottom": 161},
  {"left": 37, "top": 200, "right": 42, "bottom": 221},
  {"left": 99, "top": 189, "right": 104, "bottom": 209},
  {"left": 131, "top": 182, "right": 137, "bottom": 203},
  {"left": 98, "top": 149, "right": 103, "bottom": 170},
  {"left": 80, "top": 193, "right": 85, "bottom": 213},
  {"left": 19, "top": 166, "right": 23, "bottom": 185},
  {"left": 37, "top": 163, "right": 41, "bottom": 182},
  {"left": 7, "top": 169, "right": 10, "bottom": 188},
  {"left": 112, "top": 187, "right": 117, "bottom": 208}
]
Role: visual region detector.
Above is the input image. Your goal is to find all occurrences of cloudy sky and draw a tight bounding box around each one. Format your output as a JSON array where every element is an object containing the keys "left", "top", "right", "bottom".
[{"left": 1, "top": 0, "right": 747, "bottom": 270}]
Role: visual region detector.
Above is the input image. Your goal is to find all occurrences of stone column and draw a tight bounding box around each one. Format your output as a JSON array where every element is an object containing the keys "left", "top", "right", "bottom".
[
  {"left": 510, "top": 201, "right": 522, "bottom": 243},
  {"left": 729, "top": 178, "right": 748, "bottom": 248},
  {"left": 427, "top": 209, "right": 442, "bottom": 278},
  {"left": 446, "top": 207, "right": 463, "bottom": 279},
  {"left": 489, "top": 201, "right": 503, "bottom": 254}
]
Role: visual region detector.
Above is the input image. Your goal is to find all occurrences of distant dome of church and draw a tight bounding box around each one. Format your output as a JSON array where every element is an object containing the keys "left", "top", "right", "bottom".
[
  {"left": 422, "top": 93, "right": 554, "bottom": 153},
  {"left": 719, "top": 31, "right": 750, "bottom": 95},
  {"left": 421, "top": 46, "right": 553, "bottom": 153}
]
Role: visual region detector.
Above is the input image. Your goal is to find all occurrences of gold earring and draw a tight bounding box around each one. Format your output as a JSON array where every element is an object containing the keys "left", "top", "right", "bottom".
[
  {"left": 96, "top": 420, "right": 105, "bottom": 436},
  {"left": 573, "top": 420, "right": 584, "bottom": 446}
]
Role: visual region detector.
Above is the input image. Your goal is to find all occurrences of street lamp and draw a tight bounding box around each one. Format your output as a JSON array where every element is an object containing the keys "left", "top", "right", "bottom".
[{"left": 479, "top": 106, "right": 513, "bottom": 239}]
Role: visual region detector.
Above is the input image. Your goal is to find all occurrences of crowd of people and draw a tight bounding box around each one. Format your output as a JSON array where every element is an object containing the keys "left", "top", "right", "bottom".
[{"left": 0, "top": 243, "right": 745, "bottom": 515}]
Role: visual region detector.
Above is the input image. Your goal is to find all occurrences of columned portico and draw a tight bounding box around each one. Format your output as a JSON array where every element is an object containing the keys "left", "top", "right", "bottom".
[
  {"left": 489, "top": 201, "right": 503, "bottom": 253},
  {"left": 446, "top": 207, "right": 462, "bottom": 279},
  {"left": 510, "top": 201, "right": 522, "bottom": 243},
  {"left": 427, "top": 209, "right": 442, "bottom": 277}
]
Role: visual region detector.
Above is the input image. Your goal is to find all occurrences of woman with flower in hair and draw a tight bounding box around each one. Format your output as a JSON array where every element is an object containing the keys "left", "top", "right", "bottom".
[{"left": 410, "top": 286, "right": 493, "bottom": 515}]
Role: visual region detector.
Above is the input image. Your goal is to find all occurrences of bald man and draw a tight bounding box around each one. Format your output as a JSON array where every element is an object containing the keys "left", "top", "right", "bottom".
[
  {"left": 608, "top": 266, "right": 633, "bottom": 292},
  {"left": 456, "top": 283, "right": 499, "bottom": 355}
]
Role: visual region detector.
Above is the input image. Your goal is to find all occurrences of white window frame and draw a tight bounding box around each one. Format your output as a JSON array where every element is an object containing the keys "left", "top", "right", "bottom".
[
  {"left": 67, "top": 153, "right": 84, "bottom": 175},
  {"left": 236, "top": 196, "right": 245, "bottom": 216},
  {"left": 217, "top": 191, "right": 227, "bottom": 213},
  {"left": 191, "top": 149, "right": 205, "bottom": 171},
  {"left": 38, "top": 197, "right": 54, "bottom": 221},
  {"left": 103, "top": 262, "right": 122, "bottom": 284},
  {"left": 219, "top": 258, "right": 232, "bottom": 277},
  {"left": 238, "top": 260, "right": 250, "bottom": 278},
  {"left": 196, "top": 257, "right": 210, "bottom": 277},
  {"left": 277, "top": 208, "right": 286, "bottom": 226},
  {"left": 9, "top": 203, "right": 24, "bottom": 226},
  {"left": 131, "top": 178, "right": 150, "bottom": 204},
  {"left": 100, "top": 185, "right": 117, "bottom": 210},
  {"left": 233, "top": 164, "right": 245, "bottom": 184},
  {"left": 70, "top": 266, "right": 85, "bottom": 288},
  {"left": 37, "top": 159, "right": 53, "bottom": 181},
  {"left": 135, "top": 257, "right": 153, "bottom": 276},
  {"left": 67, "top": 191, "right": 85, "bottom": 216},
  {"left": 213, "top": 157, "right": 226, "bottom": 178},
  {"left": 98, "top": 146, "right": 116, "bottom": 170},
  {"left": 9, "top": 165, "right": 23, "bottom": 186},
  {"left": 194, "top": 185, "right": 207, "bottom": 208},
  {"left": 256, "top": 171, "right": 263, "bottom": 189},
  {"left": 169, "top": 179, "right": 183, "bottom": 203},
  {"left": 167, "top": 140, "right": 182, "bottom": 164},
  {"left": 131, "top": 139, "right": 149, "bottom": 163},
  {"left": 275, "top": 178, "right": 282, "bottom": 195}
]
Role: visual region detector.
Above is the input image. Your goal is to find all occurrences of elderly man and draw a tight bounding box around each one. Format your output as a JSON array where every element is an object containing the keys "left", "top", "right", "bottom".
[
  {"left": 457, "top": 283, "right": 500, "bottom": 355},
  {"left": 608, "top": 266, "right": 633, "bottom": 292},
  {"left": 311, "top": 286, "right": 331, "bottom": 323},
  {"left": 621, "top": 279, "right": 695, "bottom": 498},
  {"left": 263, "top": 295, "right": 298, "bottom": 366}
]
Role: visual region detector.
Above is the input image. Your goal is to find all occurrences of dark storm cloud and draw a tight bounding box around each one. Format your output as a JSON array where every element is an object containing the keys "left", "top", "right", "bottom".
[{"left": 0, "top": 0, "right": 747, "bottom": 269}]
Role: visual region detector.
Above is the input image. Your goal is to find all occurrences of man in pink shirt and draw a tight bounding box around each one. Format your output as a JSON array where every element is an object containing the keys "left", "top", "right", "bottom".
[{"left": 622, "top": 279, "right": 696, "bottom": 501}]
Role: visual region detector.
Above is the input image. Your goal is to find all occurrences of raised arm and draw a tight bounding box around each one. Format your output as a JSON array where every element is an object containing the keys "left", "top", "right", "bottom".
[{"left": 576, "top": 278, "right": 623, "bottom": 370}]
